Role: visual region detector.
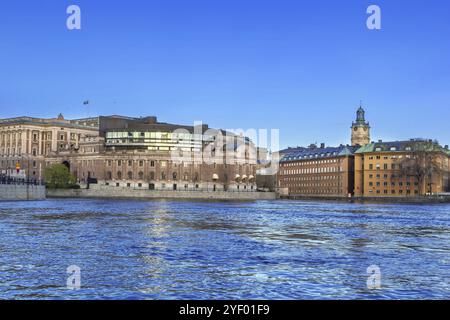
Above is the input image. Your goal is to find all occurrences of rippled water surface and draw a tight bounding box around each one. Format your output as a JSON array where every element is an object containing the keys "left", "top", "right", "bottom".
[{"left": 0, "top": 199, "right": 449, "bottom": 299}]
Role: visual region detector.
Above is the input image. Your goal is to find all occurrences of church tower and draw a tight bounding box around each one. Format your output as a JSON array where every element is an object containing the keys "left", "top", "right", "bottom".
[{"left": 351, "top": 105, "right": 370, "bottom": 146}]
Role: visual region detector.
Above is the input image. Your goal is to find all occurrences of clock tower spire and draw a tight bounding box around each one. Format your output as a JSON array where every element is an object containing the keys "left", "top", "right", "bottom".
[{"left": 351, "top": 103, "right": 370, "bottom": 146}]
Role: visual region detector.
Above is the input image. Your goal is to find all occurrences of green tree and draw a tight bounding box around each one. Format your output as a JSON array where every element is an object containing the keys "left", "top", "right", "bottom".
[{"left": 44, "top": 164, "right": 77, "bottom": 189}]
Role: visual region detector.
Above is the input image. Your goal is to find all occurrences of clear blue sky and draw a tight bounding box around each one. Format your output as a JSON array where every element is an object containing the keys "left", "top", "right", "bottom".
[{"left": 1, "top": 0, "right": 449, "bottom": 149}]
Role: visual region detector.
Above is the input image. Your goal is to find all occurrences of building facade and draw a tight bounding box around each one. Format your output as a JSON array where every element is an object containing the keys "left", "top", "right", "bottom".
[
  {"left": 276, "top": 105, "right": 450, "bottom": 198},
  {"left": 354, "top": 140, "right": 450, "bottom": 197},
  {"left": 43, "top": 115, "right": 258, "bottom": 192},
  {"left": 0, "top": 115, "right": 98, "bottom": 181},
  {"left": 278, "top": 144, "right": 357, "bottom": 197}
]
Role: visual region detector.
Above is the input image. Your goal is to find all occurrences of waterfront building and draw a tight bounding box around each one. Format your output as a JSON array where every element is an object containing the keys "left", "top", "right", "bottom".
[
  {"left": 277, "top": 144, "right": 358, "bottom": 197},
  {"left": 43, "top": 115, "right": 258, "bottom": 192},
  {"left": 0, "top": 115, "right": 98, "bottom": 181},
  {"left": 354, "top": 139, "right": 450, "bottom": 197}
]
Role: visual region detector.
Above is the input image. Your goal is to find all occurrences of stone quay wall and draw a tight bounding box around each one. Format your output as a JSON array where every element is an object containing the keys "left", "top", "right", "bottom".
[
  {"left": 0, "top": 184, "right": 46, "bottom": 201},
  {"left": 47, "top": 185, "right": 276, "bottom": 201}
]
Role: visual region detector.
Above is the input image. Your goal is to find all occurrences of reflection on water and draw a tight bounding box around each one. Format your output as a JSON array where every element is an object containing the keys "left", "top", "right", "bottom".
[{"left": 0, "top": 199, "right": 449, "bottom": 299}]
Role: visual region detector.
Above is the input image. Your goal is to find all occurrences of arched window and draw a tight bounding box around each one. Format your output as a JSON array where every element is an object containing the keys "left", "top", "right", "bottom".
[
  {"left": 194, "top": 172, "right": 199, "bottom": 182},
  {"left": 128, "top": 171, "right": 133, "bottom": 179},
  {"left": 117, "top": 171, "right": 122, "bottom": 180},
  {"left": 161, "top": 172, "right": 166, "bottom": 180},
  {"left": 173, "top": 172, "right": 178, "bottom": 180},
  {"left": 138, "top": 171, "right": 144, "bottom": 180},
  {"left": 106, "top": 171, "right": 112, "bottom": 180},
  {"left": 183, "top": 172, "right": 189, "bottom": 181},
  {"left": 150, "top": 171, "right": 155, "bottom": 180}
]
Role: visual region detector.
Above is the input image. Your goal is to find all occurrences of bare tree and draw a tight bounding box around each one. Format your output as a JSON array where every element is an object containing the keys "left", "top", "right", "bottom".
[{"left": 399, "top": 140, "right": 445, "bottom": 195}]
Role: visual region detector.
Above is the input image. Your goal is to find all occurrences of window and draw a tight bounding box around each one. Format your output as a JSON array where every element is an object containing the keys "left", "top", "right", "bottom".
[
  {"left": 117, "top": 171, "right": 122, "bottom": 179},
  {"left": 127, "top": 171, "right": 133, "bottom": 179},
  {"left": 138, "top": 171, "right": 144, "bottom": 180},
  {"left": 150, "top": 172, "right": 155, "bottom": 180},
  {"left": 139, "top": 160, "right": 144, "bottom": 167},
  {"left": 106, "top": 171, "right": 112, "bottom": 180},
  {"left": 128, "top": 160, "right": 133, "bottom": 166},
  {"left": 173, "top": 172, "right": 178, "bottom": 180},
  {"left": 161, "top": 172, "right": 166, "bottom": 180},
  {"left": 150, "top": 161, "right": 155, "bottom": 167}
]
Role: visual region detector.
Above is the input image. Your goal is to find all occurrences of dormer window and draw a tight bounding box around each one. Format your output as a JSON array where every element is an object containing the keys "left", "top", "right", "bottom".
[
  {"left": 375, "top": 147, "right": 382, "bottom": 151},
  {"left": 390, "top": 147, "right": 397, "bottom": 151}
]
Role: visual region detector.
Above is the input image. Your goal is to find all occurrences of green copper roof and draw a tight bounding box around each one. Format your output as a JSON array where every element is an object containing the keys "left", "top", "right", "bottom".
[
  {"left": 355, "top": 143, "right": 374, "bottom": 154},
  {"left": 338, "top": 146, "right": 355, "bottom": 156},
  {"left": 355, "top": 140, "right": 449, "bottom": 154}
]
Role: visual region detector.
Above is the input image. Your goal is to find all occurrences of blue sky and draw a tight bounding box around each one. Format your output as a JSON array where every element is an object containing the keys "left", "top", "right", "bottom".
[{"left": 0, "top": 0, "right": 449, "bottom": 149}]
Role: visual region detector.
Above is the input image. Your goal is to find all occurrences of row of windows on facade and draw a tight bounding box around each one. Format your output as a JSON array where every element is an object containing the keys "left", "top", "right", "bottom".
[
  {"left": 367, "top": 147, "right": 412, "bottom": 155},
  {"left": 106, "top": 131, "right": 208, "bottom": 140},
  {"left": 368, "top": 181, "right": 419, "bottom": 187},
  {"left": 288, "top": 189, "right": 342, "bottom": 194},
  {"left": 282, "top": 183, "right": 343, "bottom": 188},
  {"left": 281, "top": 166, "right": 343, "bottom": 174},
  {"left": 1, "top": 160, "right": 38, "bottom": 168},
  {"left": 1, "top": 143, "right": 73, "bottom": 157},
  {"left": 365, "top": 155, "right": 410, "bottom": 160},
  {"left": 0, "top": 132, "right": 79, "bottom": 142},
  {"left": 101, "top": 159, "right": 247, "bottom": 169},
  {"left": 103, "top": 182, "right": 255, "bottom": 191},
  {"left": 104, "top": 171, "right": 197, "bottom": 181},
  {"left": 281, "top": 175, "right": 342, "bottom": 181},
  {"left": 368, "top": 189, "right": 419, "bottom": 195},
  {"left": 281, "top": 159, "right": 341, "bottom": 167},
  {"left": 366, "top": 163, "right": 403, "bottom": 170},
  {"left": 367, "top": 173, "right": 419, "bottom": 180}
]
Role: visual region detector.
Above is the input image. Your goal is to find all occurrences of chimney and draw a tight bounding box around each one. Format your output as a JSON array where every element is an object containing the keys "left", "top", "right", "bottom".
[
  {"left": 445, "top": 145, "right": 449, "bottom": 150},
  {"left": 378, "top": 139, "right": 382, "bottom": 143},
  {"left": 320, "top": 143, "right": 325, "bottom": 149}
]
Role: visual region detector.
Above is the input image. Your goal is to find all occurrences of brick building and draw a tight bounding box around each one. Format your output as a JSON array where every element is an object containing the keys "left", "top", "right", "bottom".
[{"left": 278, "top": 144, "right": 357, "bottom": 197}]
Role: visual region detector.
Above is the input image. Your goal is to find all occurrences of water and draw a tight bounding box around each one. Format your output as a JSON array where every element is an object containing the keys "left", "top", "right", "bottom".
[{"left": 0, "top": 199, "right": 449, "bottom": 300}]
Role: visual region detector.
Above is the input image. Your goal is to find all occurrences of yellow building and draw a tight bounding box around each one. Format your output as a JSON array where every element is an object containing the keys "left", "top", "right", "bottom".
[{"left": 354, "top": 139, "right": 450, "bottom": 197}]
